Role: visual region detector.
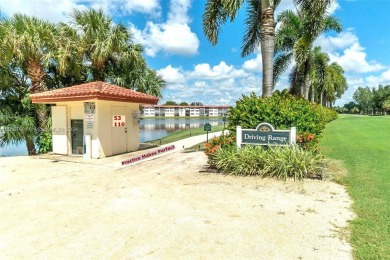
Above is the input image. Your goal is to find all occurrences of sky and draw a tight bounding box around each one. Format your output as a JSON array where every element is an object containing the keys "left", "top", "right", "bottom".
[{"left": 1, "top": 0, "right": 390, "bottom": 106}]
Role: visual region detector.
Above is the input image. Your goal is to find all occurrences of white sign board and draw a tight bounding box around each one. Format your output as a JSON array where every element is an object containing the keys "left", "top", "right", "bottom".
[
  {"left": 113, "top": 115, "right": 126, "bottom": 127},
  {"left": 85, "top": 114, "right": 94, "bottom": 122}
]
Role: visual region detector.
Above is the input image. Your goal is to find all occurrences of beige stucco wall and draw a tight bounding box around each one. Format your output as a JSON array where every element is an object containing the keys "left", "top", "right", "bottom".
[{"left": 51, "top": 99, "right": 141, "bottom": 158}]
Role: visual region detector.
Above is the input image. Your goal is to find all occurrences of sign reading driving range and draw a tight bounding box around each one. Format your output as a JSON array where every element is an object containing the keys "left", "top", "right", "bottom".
[{"left": 236, "top": 123, "right": 296, "bottom": 148}]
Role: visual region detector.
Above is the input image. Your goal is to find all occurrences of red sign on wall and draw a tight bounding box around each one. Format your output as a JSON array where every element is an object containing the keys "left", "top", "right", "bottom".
[{"left": 113, "top": 115, "right": 126, "bottom": 127}]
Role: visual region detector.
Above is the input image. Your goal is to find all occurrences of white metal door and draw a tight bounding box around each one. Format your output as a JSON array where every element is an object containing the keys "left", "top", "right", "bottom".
[{"left": 52, "top": 106, "right": 68, "bottom": 155}]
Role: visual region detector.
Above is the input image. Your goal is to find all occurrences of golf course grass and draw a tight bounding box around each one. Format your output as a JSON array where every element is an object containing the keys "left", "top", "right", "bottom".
[{"left": 320, "top": 115, "right": 390, "bottom": 259}]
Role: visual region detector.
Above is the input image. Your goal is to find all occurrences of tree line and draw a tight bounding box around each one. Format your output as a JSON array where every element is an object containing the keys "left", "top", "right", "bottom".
[
  {"left": 336, "top": 85, "right": 390, "bottom": 115},
  {"left": 0, "top": 9, "right": 165, "bottom": 155}
]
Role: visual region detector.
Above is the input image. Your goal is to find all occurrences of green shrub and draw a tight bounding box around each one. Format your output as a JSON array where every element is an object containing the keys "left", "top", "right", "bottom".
[
  {"left": 213, "top": 145, "right": 323, "bottom": 180},
  {"left": 227, "top": 92, "right": 338, "bottom": 139},
  {"left": 204, "top": 135, "right": 235, "bottom": 167}
]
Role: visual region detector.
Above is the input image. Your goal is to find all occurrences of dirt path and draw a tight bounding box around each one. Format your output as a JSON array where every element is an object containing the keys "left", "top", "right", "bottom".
[{"left": 0, "top": 151, "right": 354, "bottom": 259}]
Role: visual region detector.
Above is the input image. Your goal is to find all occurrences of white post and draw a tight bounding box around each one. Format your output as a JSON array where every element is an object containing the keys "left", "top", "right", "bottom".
[
  {"left": 84, "top": 134, "right": 92, "bottom": 159},
  {"left": 290, "top": 127, "right": 296, "bottom": 145},
  {"left": 236, "top": 126, "right": 242, "bottom": 149}
]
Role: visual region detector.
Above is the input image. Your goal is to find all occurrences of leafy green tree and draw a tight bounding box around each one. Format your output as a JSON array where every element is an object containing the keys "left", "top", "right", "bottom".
[
  {"left": 350, "top": 107, "right": 360, "bottom": 114},
  {"left": 179, "top": 102, "right": 189, "bottom": 106},
  {"left": 383, "top": 98, "right": 390, "bottom": 114},
  {"left": 70, "top": 9, "right": 165, "bottom": 97},
  {"left": 0, "top": 14, "right": 67, "bottom": 129},
  {"left": 190, "top": 102, "right": 204, "bottom": 106},
  {"left": 164, "top": 101, "right": 178, "bottom": 105},
  {"left": 274, "top": 6, "right": 342, "bottom": 100},
  {"left": 344, "top": 101, "right": 360, "bottom": 113},
  {"left": 321, "top": 62, "right": 347, "bottom": 107},
  {"left": 203, "top": 0, "right": 282, "bottom": 98},
  {"left": 353, "top": 87, "right": 374, "bottom": 114},
  {"left": 0, "top": 64, "right": 38, "bottom": 155}
]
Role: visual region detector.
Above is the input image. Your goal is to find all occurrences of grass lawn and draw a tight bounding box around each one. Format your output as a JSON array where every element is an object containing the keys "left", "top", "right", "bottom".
[
  {"left": 320, "top": 115, "right": 390, "bottom": 259},
  {"left": 146, "top": 125, "right": 225, "bottom": 146}
]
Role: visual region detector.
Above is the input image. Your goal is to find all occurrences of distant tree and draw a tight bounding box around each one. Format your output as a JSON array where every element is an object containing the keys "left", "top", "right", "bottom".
[
  {"left": 353, "top": 87, "right": 373, "bottom": 114},
  {"left": 164, "top": 101, "right": 178, "bottom": 105},
  {"left": 179, "top": 102, "right": 189, "bottom": 106},
  {"left": 383, "top": 98, "right": 390, "bottom": 115},
  {"left": 350, "top": 107, "right": 360, "bottom": 114},
  {"left": 190, "top": 102, "right": 204, "bottom": 106},
  {"left": 343, "top": 101, "right": 360, "bottom": 113}
]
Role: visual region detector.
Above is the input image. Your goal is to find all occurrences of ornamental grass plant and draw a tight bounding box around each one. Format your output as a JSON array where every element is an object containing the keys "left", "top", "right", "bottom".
[{"left": 211, "top": 145, "right": 323, "bottom": 180}]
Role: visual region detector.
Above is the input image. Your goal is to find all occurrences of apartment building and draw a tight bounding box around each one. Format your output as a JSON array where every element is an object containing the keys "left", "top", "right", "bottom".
[{"left": 141, "top": 105, "right": 230, "bottom": 117}]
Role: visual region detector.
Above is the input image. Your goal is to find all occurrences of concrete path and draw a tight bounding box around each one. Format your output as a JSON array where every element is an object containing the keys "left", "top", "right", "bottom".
[{"left": 35, "top": 131, "right": 228, "bottom": 168}]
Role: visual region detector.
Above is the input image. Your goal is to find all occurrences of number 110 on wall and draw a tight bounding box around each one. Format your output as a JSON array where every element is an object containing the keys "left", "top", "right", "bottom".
[{"left": 113, "top": 115, "right": 126, "bottom": 127}]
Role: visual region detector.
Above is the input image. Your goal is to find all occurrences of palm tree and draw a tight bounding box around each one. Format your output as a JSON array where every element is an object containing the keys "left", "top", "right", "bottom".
[
  {"left": 0, "top": 65, "right": 37, "bottom": 155},
  {"left": 274, "top": 4, "right": 342, "bottom": 100},
  {"left": 203, "top": 0, "right": 281, "bottom": 98},
  {"left": 322, "top": 62, "right": 347, "bottom": 107},
  {"left": 70, "top": 9, "right": 165, "bottom": 95},
  {"left": 0, "top": 14, "right": 72, "bottom": 129},
  {"left": 309, "top": 46, "right": 330, "bottom": 103}
]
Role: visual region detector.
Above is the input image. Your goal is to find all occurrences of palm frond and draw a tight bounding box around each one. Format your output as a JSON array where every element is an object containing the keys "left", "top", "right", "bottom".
[{"left": 241, "top": 0, "right": 262, "bottom": 57}]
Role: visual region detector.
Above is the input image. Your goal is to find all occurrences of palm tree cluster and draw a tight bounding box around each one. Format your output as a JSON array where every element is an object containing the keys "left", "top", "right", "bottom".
[
  {"left": 0, "top": 9, "right": 165, "bottom": 154},
  {"left": 274, "top": 6, "right": 347, "bottom": 106},
  {"left": 203, "top": 0, "right": 347, "bottom": 105}
]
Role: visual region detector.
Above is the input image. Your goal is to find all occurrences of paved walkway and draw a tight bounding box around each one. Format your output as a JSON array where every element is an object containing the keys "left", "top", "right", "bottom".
[{"left": 36, "top": 131, "right": 227, "bottom": 168}]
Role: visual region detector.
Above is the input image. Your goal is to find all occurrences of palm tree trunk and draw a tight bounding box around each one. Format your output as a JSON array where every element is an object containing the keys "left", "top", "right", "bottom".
[
  {"left": 303, "top": 74, "right": 310, "bottom": 100},
  {"left": 260, "top": 7, "right": 275, "bottom": 98},
  {"left": 27, "top": 60, "right": 48, "bottom": 130},
  {"left": 320, "top": 90, "right": 323, "bottom": 106},
  {"left": 311, "top": 84, "right": 315, "bottom": 103},
  {"left": 25, "top": 135, "right": 36, "bottom": 155}
]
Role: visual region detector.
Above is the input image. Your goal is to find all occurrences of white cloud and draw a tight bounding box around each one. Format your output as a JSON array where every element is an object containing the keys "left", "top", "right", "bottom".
[
  {"left": 159, "top": 62, "right": 261, "bottom": 105},
  {"left": 242, "top": 53, "right": 263, "bottom": 73},
  {"left": 329, "top": 43, "right": 384, "bottom": 73},
  {"left": 131, "top": 0, "right": 199, "bottom": 57},
  {"left": 328, "top": 1, "right": 340, "bottom": 14},
  {"left": 189, "top": 61, "right": 248, "bottom": 80},
  {"left": 157, "top": 65, "right": 186, "bottom": 84},
  {"left": 314, "top": 31, "right": 358, "bottom": 53},
  {"left": 0, "top": 0, "right": 160, "bottom": 23}
]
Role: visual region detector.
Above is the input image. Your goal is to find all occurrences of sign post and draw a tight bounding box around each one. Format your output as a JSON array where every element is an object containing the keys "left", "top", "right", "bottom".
[
  {"left": 204, "top": 123, "right": 212, "bottom": 143},
  {"left": 237, "top": 123, "right": 296, "bottom": 148}
]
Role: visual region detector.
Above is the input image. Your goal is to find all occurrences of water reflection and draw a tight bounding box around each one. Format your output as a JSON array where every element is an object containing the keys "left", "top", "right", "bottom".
[{"left": 139, "top": 118, "right": 224, "bottom": 142}]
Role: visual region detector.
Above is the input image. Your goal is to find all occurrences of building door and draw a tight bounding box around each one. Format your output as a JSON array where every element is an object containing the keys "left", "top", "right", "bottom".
[
  {"left": 71, "top": 120, "right": 84, "bottom": 155},
  {"left": 112, "top": 106, "right": 127, "bottom": 155},
  {"left": 52, "top": 106, "right": 68, "bottom": 155}
]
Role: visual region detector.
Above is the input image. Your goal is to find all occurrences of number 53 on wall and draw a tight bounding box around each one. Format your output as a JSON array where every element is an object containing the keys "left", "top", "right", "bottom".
[{"left": 113, "top": 115, "right": 126, "bottom": 127}]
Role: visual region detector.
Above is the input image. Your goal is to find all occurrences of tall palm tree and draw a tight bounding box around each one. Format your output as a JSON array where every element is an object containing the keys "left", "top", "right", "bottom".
[
  {"left": 274, "top": 4, "right": 342, "bottom": 100},
  {"left": 0, "top": 65, "right": 37, "bottom": 155},
  {"left": 70, "top": 10, "right": 142, "bottom": 79},
  {"left": 0, "top": 14, "right": 72, "bottom": 129},
  {"left": 70, "top": 9, "right": 165, "bottom": 95},
  {"left": 203, "top": 0, "right": 281, "bottom": 98},
  {"left": 309, "top": 46, "right": 329, "bottom": 103},
  {"left": 322, "top": 62, "right": 347, "bottom": 107}
]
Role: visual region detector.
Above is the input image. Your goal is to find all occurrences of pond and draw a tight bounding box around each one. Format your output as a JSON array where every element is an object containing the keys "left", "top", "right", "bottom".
[{"left": 0, "top": 118, "right": 225, "bottom": 157}]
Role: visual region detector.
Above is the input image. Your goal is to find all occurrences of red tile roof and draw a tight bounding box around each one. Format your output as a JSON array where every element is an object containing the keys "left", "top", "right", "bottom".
[{"left": 30, "top": 81, "right": 159, "bottom": 105}]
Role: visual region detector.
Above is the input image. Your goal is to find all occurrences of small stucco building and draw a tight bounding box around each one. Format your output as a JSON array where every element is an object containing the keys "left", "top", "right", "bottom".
[{"left": 30, "top": 81, "right": 158, "bottom": 158}]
